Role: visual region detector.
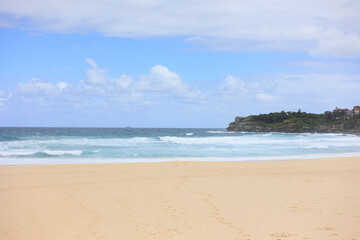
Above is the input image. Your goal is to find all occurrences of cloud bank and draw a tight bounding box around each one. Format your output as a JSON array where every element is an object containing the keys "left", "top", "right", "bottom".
[
  {"left": 6, "top": 59, "right": 358, "bottom": 111},
  {"left": 1, "top": 0, "right": 360, "bottom": 57},
  {"left": 1, "top": 58, "right": 359, "bottom": 126},
  {"left": 16, "top": 59, "right": 199, "bottom": 107}
]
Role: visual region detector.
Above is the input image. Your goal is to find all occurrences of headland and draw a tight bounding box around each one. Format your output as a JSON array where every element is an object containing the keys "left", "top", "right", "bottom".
[{"left": 227, "top": 107, "right": 360, "bottom": 134}]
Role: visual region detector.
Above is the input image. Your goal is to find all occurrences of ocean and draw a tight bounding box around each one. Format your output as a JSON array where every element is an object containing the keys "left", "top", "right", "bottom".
[{"left": 0, "top": 127, "right": 359, "bottom": 165}]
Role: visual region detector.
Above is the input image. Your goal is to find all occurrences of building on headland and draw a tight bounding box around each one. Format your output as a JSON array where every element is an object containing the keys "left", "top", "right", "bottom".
[
  {"left": 332, "top": 107, "right": 350, "bottom": 119},
  {"left": 350, "top": 106, "right": 360, "bottom": 119}
]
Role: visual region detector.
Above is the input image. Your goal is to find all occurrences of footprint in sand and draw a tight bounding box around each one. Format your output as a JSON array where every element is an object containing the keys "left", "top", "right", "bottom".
[
  {"left": 270, "top": 232, "right": 297, "bottom": 239},
  {"left": 314, "top": 226, "right": 334, "bottom": 231}
]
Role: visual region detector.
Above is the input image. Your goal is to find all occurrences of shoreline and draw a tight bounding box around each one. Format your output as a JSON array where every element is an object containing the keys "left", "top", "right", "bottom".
[
  {"left": 1, "top": 156, "right": 360, "bottom": 240},
  {"left": 2, "top": 153, "right": 360, "bottom": 166},
  {"left": 1, "top": 156, "right": 359, "bottom": 168}
]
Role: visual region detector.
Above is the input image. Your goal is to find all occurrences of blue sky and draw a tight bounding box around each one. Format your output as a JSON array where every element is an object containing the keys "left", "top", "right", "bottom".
[{"left": 0, "top": 0, "right": 359, "bottom": 127}]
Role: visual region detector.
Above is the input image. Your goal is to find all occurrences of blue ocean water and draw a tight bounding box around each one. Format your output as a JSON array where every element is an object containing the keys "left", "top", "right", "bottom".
[{"left": 0, "top": 127, "right": 359, "bottom": 165}]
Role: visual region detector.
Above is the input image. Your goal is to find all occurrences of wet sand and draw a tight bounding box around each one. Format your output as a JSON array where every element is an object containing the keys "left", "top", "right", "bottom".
[{"left": 1, "top": 157, "right": 360, "bottom": 240}]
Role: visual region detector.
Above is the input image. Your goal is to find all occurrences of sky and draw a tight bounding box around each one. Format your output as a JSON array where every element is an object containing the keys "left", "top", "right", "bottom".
[{"left": 0, "top": 0, "right": 359, "bottom": 127}]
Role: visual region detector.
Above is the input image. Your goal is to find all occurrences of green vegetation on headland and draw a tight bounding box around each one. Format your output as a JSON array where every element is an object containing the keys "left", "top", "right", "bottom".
[{"left": 227, "top": 109, "right": 360, "bottom": 134}]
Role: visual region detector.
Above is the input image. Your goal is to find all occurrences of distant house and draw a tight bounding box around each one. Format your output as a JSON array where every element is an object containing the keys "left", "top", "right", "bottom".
[
  {"left": 350, "top": 106, "right": 360, "bottom": 119},
  {"left": 332, "top": 107, "right": 350, "bottom": 119}
]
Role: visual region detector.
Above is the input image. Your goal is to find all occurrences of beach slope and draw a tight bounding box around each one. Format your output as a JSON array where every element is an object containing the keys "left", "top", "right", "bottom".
[{"left": 1, "top": 157, "right": 360, "bottom": 239}]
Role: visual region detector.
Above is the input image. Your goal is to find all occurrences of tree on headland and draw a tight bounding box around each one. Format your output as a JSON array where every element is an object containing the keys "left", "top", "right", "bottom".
[{"left": 324, "top": 111, "right": 332, "bottom": 121}]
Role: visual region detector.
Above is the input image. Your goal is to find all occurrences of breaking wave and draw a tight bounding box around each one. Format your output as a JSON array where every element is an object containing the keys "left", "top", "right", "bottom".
[{"left": 1, "top": 128, "right": 360, "bottom": 165}]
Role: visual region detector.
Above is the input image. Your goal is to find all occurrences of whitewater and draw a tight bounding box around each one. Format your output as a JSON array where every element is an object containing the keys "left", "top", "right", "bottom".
[{"left": 0, "top": 127, "right": 359, "bottom": 165}]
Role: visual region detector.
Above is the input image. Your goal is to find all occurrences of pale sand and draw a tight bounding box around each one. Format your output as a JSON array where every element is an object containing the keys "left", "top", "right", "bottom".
[{"left": 1, "top": 157, "right": 360, "bottom": 240}]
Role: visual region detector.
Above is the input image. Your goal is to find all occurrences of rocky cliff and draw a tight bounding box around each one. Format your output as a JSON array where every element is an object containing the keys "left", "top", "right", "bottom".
[{"left": 227, "top": 113, "right": 360, "bottom": 134}]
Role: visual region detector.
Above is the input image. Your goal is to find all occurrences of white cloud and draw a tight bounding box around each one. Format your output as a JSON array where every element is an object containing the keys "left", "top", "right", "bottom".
[
  {"left": 0, "top": 90, "right": 12, "bottom": 106},
  {"left": 111, "top": 74, "right": 133, "bottom": 89},
  {"left": 148, "top": 65, "right": 184, "bottom": 92},
  {"left": 82, "top": 59, "right": 196, "bottom": 97},
  {"left": 16, "top": 78, "right": 85, "bottom": 105},
  {"left": 7, "top": 58, "right": 359, "bottom": 118},
  {"left": 137, "top": 65, "right": 194, "bottom": 96},
  {"left": 15, "top": 59, "right": 199, "bottom": 106},
  {"left": 257, "top": 93, "right": 279, "bottom": 102},
  {"left": 219, "top": 75, "right": 246, "bottom": 95},
  {"left": 84, "top": 58, "right": 108, "bottom": 85},
  {"left": 310, "top": 32, "right": 360, "bottom": 57},
  {"left": 286, "top": 58, "right": 360, "bottom": 70},
  {"left": 57, "top": 81, "right": 68, "bottom": 90},
  {"left": 14, "top": 62, "right": 360, "bottom": 110},
  {"left": 274, "top": 73, "right": 360, "bottom": 100},
  {"left": 219, "top": 74, "right": 279, "bottom": 101},
  {"left": 18, "top": 78, "right": 65, "bottom": 96},
  {"left": 1, "top": 0, "right": 359, "bottom": 57},
  {"left": 2, "top": 59, "right": 359, "bottom": 126},
  {"left": 216, "top": 72, "right": 360, "bottom": 108}
]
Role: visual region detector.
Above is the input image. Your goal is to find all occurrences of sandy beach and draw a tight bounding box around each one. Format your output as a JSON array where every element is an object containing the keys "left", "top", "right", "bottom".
[{"left": 1, "top": 157, "right": 360, "bottom": 240}]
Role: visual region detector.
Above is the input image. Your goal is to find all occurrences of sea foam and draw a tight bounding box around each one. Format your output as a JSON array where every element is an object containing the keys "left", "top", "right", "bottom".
[{"left": 0, "top": 128, "right": 360, "bottom": 165}]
